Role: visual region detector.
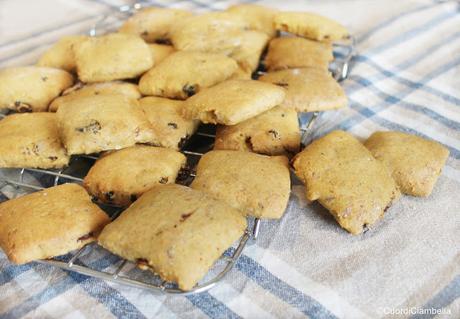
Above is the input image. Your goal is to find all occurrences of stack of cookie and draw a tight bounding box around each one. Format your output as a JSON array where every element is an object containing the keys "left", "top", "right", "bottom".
[{"left": 0, "top": 4, "right": 449, "bottom": 290}]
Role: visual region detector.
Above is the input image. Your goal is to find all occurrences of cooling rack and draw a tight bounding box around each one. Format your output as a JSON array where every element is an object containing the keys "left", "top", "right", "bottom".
[{"left": 0, "top": 3, "right": 355, "bottom": 295}]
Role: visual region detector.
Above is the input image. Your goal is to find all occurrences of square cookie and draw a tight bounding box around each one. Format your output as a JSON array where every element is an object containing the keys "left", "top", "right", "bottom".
[
  {"left": 182, "top": 80, "right": 285, "bottom": 125},
  {"left": 139, "top": 96, "right": 199, "bottom": 150},
  {"left": 118, "top": 7, "right": 192, "bottom": 42},
  {"left": 49, "top": 81, "right": 141, "bottom": 112},
  {"left": 37, "top": 35, "right": 88, "bottom": 72},
  {"left": 0, "top": 113, "right": 69, "bottom": 168},
  {"left": 191, "top": 150, "right": 291, "bottom": 219},
  {"left": 259, "top": 68, "right": 347, "bottom": 112},
  {"left": 0, "top": 183, "right": 110, "bottom": 264},
  {"left": 98, "top": 184, "right": 246, "bottom": 291},
  {"left": 0, "top": 66, "right": 74, "bottom": 112},
  {"left": 230, "top": 30, "right": 269, "bottom": 73},
  {"left": 214, "top": 106, "right": 300, "bottom": 156},
  {"left": 293, "top": 130, "right": 400, "bottom": 235},
  {"left": 84, "top": 145, "right": 186, "bottom": 206},
  {"left": 364, "top": 131, "right": 449, "bottom": 197},
  {"left": 264, "top": 37, "right": 333, "bottom": 71},
  {"left": 274, "top": 12, "right": 349, "bottom": 41},
  {"left": 139, "top": 51, "right": 238, "bottom": 99},
  {"left": 226, "top": 4, "right": 278, "bottom": 37},
  {"left": 73, "top": 33, "right": 153, "bottom": 83},
  {"left": 56, "top": 95, "right": 155, "bottom": 155}
]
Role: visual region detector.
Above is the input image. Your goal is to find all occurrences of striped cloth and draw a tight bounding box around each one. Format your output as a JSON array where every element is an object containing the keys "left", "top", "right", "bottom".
[{"left": 1, "top": 0, "right": 459, "bottom": 318}]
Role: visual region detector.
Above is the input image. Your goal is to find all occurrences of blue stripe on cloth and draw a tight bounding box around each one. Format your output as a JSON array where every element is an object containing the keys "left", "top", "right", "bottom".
[
  {"left": 356, "top": 2, "right": 439, "bottom": 43},
  {"left": 349, "top": 75, "right": 460, "bottom": 130},
  {"left": 410, "top": 275, "right": 460, "bottom": 319},
  {"left": 343, "top": 98, "right": 460, "bottom": 159},
  {"left": 235, "top": 254, "right": 337, "bottom": 319},
  {"left": 187, "top": 293, "right": 241, "bottom": 319},
  {"left": 368, "top": 9, "right": 458, "bottom": 54},
  {"left": 0, "top": 263, "right": 33, "bottom": 286}
]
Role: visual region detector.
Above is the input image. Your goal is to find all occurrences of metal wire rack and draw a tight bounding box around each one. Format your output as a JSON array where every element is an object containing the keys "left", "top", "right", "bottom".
[{"left": 0, "top": 3, "right": 355, "bottom": 295}]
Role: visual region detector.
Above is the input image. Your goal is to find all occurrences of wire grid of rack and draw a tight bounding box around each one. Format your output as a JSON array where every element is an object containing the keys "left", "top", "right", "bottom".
[{"left": 0, "top": 3, "right": 355, "bottom": 295}]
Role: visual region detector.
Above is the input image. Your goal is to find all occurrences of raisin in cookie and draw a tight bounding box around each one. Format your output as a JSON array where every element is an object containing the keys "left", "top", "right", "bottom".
[
  {"left": 0, "top": 183, "right": 110, "bottom": 264},
  {"left": 265, "top": 37, "right": 333, "bottom": 71},
  {"left": 139, "top": 51, "right": 238, "bottom": 99},
  {"left": 98, "top": 184, "right": 246, "bottom": 291},
  {"left": 119, "top": 7, "right": 192, "bottom": 42},
  {"left": 215, "top": 106, "right": 300, "bottom": 156},
  {"left": 191, "top": 150, "right": 291, "bottom": 219},
  {"left": 293, "top": 130, "right": 400, "bottom": 235},
  {"left": 364, "top": 131, "right": 449, "bottom": 197},
  {"left": 56, "top": 95, "right": 154, "bottom": 155},
  {"left": 37, "top": 35, "right": 88, "bottom": 72},
  {"left": 84, "top": 145, "right": 186, "bottom": 206},
  {"left": 0, "top": 66, "right": 73, "bottom": 112},
  {"left": 274, "top": 12, "right": 349, "bottom": 41},
  {"left": 182, "top": 79, "right": 285, "bottom": 125},
  {"left": 73, "top": 33, "right": 153, "bottom": 83},
  {"left": 49, "top": 81, "right": 141, "bottom": 112},
  {"left": 139, "top": 96, "right": 199, "bottom": 150},
  {"left": 0, "top": 113, "right": 69, "bottom": 168},
  {"left": 259, "top": 68, "right": 347, "bottom": 112},
  {"left": 226, "top": 4, "right": 278, "bottom": 37}
]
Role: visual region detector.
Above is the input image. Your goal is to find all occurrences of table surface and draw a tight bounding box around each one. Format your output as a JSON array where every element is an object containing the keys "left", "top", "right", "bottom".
[{"left": 0, "top": 0, "right": 459, "bottom": 318}]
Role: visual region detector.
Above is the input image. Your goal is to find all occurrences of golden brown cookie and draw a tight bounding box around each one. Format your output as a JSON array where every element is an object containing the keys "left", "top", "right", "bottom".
[
  {"left": 0, "top": 66, "right": 74, "bottom": 112},
  {"left": 49, "top": 81, "right": 141, "bottom": 112},
  {"left": 274, "top": 12, "right": 349, "bottom": 41},
  {"left": 293, "top": 130, "right": 400, "bottom": 235},
  {"left": 73, "top": 33, "right": 153, "bottom": 83},
  {"left": 259, "top": 68, "right": 347, "bottom": 112},
  {"left": 119, "top": 7, "right": 192, "bottom": 42},
  {"left": 84, "top": 145, "right": 186, "bottom": 206},
  {"left": 265, "top": 37, "right": 333, "bottom": 71},
  {"left": 56, "top": 95, "right": 155, "bottom": 155},
  {"left": 226, "top": 4, "right": 277, "bottom": 37},
  {"left": 191, "top": 150, "right": 291, "bottom": 219},
  {"left": 37, "top": 35, "right": 88, "bottom": 72},
  {"left": 215, "top": 106, "right": 300, "bottom": 156},
  {"left": 148, "top": 43, "right": 175, "bottom": 64},
  {"left": 182, "top": 79, "right": 285, "bottom": 125},
  {"left": 139, "top": 51, "right": 238, "bottom": 99},
  {"left": 364, "top": 131, "right": 449, "bottom": 197},
  {"left": 0, "top": 183, "right": 110, "bottom": 264},
  {"left": 230, "top": 30, "right": 269, "bottom": 73},
  {"left": 0, "top": 113, "right": 69, "bottom": 168},
  {"left": 98, "top": 184, "right": 246, "bottom": 291},
  {"left": 139, "top": 96, "right": 199, "bottom": 150}
]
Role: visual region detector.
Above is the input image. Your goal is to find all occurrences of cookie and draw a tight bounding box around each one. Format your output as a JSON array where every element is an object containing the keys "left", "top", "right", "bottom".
[
  {"left": 170, "top": 12, "right": 250, "bottom": 54},
  {"left": 37, "top": 35, "right": 88, "bottom": 72},
  {"left": 148, "top": 43, "right": 175, "bottom": 64},
  {"left": 56, "top": 95, "right": 155, "bottom": 155},
  {"left": 229, "top": 66, "right": 253, "bottom": 80},
  {"left": 182, "top": 79, "right": 285, "bottom": 125},
  {"left": 119, "top": 7, "right": 192, "bottom": 42},
  {"left": 274, "top": 12, "right": 349, "bottom": 41},
  {"left": 230, "top": 30, "right": 269, "bottom": 73},
  {"left": 0, "top": 183, "right": 110, "bottom": 264},
  {"left": 0, "top": 66, "right": 74, "bottom": 112},
  {"left": 364, "top": 131, "right": 449, "bottom": 197},
  {"left": 139, "top": 96, "right": 199, "bottom": 150},
  {"left": 73, "top": 33, "right": 153, "bottom": 83},
  {"left": 49, "top": 81, "right": 141, "bottom": 112},
  {"left": 98, "top": 184, "right": 246, "bottom": 291},
  {"left": 139, "top": 51, "right": 238, "bottom": 99},
  {"left": 191, "top": 150, "right": 291, "bottom": 219},
  {"left": 293, "top": 130, "right": 400, "bottom": 235},
  {"left": 259, "top": 68, "right": 347, "bottom": 112},
  {"left": 84, "top": 145, "right": 186, "bottom": 206},
  {"left": 0, "top": 113, "right": 69, "bottom": 168},
  {"left": 215, "top": 106, "right": 300, "bottom": 156},
  {"left": 264, "top": 37, "right": 333, "bottom": 71},
  {"left": 226, "top": 4, "right": 277, "bottom": 37}
]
